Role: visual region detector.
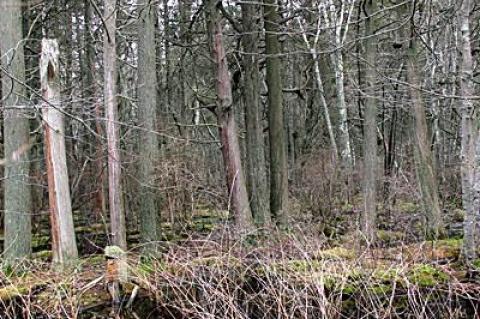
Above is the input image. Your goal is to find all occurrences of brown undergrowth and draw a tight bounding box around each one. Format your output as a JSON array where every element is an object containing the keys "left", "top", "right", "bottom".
[{"left": 0, "top": 231, "right": 479, "bottom": 318}]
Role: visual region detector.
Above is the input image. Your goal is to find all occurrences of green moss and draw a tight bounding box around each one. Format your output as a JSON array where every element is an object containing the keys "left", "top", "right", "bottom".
[
  {"left": 395, "top": 200, "right": 418, "bottom": 214},
  {"left": 407, "top": 264, "right": 448, "bottom": 287},
  {"left": 0, "top": 285, "right": 28, "bottom": 300},
  {"left": 368, "top": 283, "right": 393, "bottom": 295},
  {"left": 451, "top": 209, "right": 465, "bottom": 222},
  {"left": 317, "top": 247, "right": 355, "bottom": 260},
  {"left": 472, "top": 259, "right": 480, "bottom": 269},
  {"left": 376, "top": 230, "right": 404, "bottom": 243},
  {"left": 286, "top": 260, "right": 321, "bottom": 272}
]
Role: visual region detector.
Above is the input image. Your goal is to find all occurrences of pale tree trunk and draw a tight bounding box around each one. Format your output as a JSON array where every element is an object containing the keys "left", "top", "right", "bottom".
[
  {"left": 322, "top": 0, "right": 354, "bottom": 170},
  {"left": 206, "top": 1, "right": 254, "bottom": 233},
  {"left": 241, "top": 2, "right": 270, "bottom": 226},
  {"left": 264, "top": 0, "right": 288, "bottom": 225},
  {"left": 1, "top": 0, "right": 32, "bottom": 262},
  {"left": 296, "top": 15, "right": 337, "bottom": 159},
  {"left": 406, "top": 12, "right": 444, "bottom": 239},
  {"left": 362, "top": 0, "right": 378, "bottom": 244},
  {"left": 104, "top": 0, "right": 126, "bottom": 250},
  {"left": 137, "top": 0, "right": 160, "bottom": 249},
  {"left": 458, "top": 0, "right": 477, "bottom": 262},
  {"left": 41, "top": 39, "right": 78, "bottom": 264}
]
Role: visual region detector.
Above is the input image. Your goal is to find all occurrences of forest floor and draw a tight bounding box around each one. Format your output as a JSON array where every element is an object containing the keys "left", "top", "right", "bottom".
[{"left": 0, "top": 202, "right": 479, "bottom": 318}]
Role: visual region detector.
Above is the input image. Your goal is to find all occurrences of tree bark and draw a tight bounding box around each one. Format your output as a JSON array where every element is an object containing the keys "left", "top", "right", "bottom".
[
  {"left": 206, "top": 1, "right": 254, "bottom": 233},
  {"left": 264, "top": 0, "right": 288, "bottom": 226},
  {"left": 406, "top": 9, "right": 445, "bottom": 239},
  {"left": 41, "top": 39, "right": 78, "bottom": 264},
  {"left": 104, "top": 0, "right": 126, "bottom": 250},
  {"left": 1, "top": 0, "right": 32, "bottom": 262},
  {"left": 137, "top": 0, "right": 160, "bottom": 249},
  {"left": 241, "top": 2, "right": 270, "bottom": 227},
  {"left": 362, "top": 0, "right": 378, "bottom": 244},
  {"left": 85, "top": 0, "right": 107, "bottom": 217},
  {"left": 457, "top": 0, "right": 477, "bottom": 262}
]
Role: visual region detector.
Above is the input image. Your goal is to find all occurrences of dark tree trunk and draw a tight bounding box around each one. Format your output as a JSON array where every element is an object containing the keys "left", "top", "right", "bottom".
[{"left": 264, "top": 0, "right": 288, "bottom": 226}]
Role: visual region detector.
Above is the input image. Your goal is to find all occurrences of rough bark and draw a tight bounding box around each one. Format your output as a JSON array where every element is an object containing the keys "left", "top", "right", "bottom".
[
  {"left": 1, "top": 0, "right": 32, "bottom": 262},
  {"left": 104, "top": 0, "right": 126, "bottom": 250},
  {"left": 241, "top": 2, "right": 270, "bottom": 226},
  {"left": 406, "top": 14, "right": 445, "bottom": 239},
  {"left": 264, "top": 0, "right": 288, "bottom": 225},
  {"left": 457, "top": 0, "right": 477, "bottom": 262},
  {"left": 206, "top": 1, "right": 254, "bottom": 233},
  {"left": 137, "top": 0, "right": 160, "bottom": 248},
  {"left": 41, "top": 39, "right": 78, "bottom": 264},
  {"left": 362, "top": 0, "right": 378, "bottom": 244},
  {"left": 85, "top": 0, "right": 106, "bottom": 217}
]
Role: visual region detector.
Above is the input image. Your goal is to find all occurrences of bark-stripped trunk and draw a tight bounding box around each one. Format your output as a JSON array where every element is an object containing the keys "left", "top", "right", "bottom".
[
  {"left": 362, "top": 0, "right": 378, "bottom": 244},
  {"left": 41, "top": 39, "right": 78, "bottom": 264},
  {"left": 137, "top": 0, "right": 160, "bottom": 248},
  {"left": 458, "top": 0, "right": 477, "bottom": 262},
  {"left": 104, "top": 0, "right": 126, "bottom": 250},
  {"left": 206, "top": 1, "right": 254, "bottom": 232},
  {"left": 406, "top": 11, "right": 444, "bottom": 239},
  {"left": 241, "top": 2, "right": 270, "bottom": 226},
  {"left": 1, "top": 0, "right": 32, "bottom": 262},
  {"left": 264, "top": 0, "right": 289, "bottom": 225}
]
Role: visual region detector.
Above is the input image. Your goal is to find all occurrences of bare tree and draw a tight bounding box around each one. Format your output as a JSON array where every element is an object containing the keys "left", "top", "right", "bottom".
[
  {"left": 241, "top": 1, "right": 270, "bottom": 226},
  {"left": 406, "top": 3, "right": 444, "bottom": 239},
  {"left": 104, "top": 0, "right": 126, "bottom": 250},
  {"left": 137, "top": 0, "right": 160, "bottom": 249},
  {"left": 458, "top": 0, "right": 477, "bottom": 262},
  {"left": 362, "top": 0, "right": 378, "bottom": 244},
  {"left": 264, "top": 0, "right": 288, "bottom": 225},
  {"left": 1, "top": 0, "right": 32, "bottom": 263},
  {"left": 206, "top": 0, "right": 254, "bottom": 233}
]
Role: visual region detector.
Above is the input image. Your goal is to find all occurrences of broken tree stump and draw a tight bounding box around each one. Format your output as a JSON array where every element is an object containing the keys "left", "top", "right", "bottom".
[{"left": 40, "top": 38, "right": 78, "bottom": 264}]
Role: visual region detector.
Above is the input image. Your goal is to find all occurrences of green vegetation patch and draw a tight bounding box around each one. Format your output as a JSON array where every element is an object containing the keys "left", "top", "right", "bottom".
[{"left": 407, "top": 264, "right": 448, "bottom": 287}]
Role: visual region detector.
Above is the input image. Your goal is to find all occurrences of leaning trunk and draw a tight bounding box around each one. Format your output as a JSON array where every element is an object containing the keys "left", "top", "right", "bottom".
[{"left": 207, "top": 1, "right": 254, "bottom": 232}]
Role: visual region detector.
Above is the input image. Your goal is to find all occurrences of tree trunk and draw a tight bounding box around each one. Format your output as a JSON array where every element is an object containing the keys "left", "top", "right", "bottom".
[
  {"left": 406, "top": 10, "right": 444, "bottom": 239},
  {"left": 457, "top": 0, "right": 477, "bottom": 262},
  {"left": 137, "top": 0, "right": 160, "bottom": 249},
  {"left": 206, "top": 1, "right": 254, "bottom": 233},
  {"left": 1, "top": 0, "right": 32, "bottom": 262},
  {"left": 41, "top": 39, "right": 78, "bottom": 264},
  {"left": 104, "top": 0, "right": 126, "bottom": 250},
  {"left": 264, "top": 0, "right": 288, "bottom": 225},
  {"left": 85, "top": 0, "right": 106, "bottom": 217},
  {"left": 241, "top": 2, "right": 270, "bottom": 226},
  {"left": 362, "top": 0, "right": 378, "bottom": 244}
]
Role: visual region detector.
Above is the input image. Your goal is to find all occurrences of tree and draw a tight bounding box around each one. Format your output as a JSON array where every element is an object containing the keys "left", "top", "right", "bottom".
[
  {"left": 137, "top": 0, "right": 160, "bottom": 249},
  {"left": 104, "top": 0, "right": 126, "bottom": 250},
  {"left": 264, "top": 0, "right": 288, "bottom": 225},
  {"left": 206, "top": 0, "right": 254, "bottom": 233},
  {"left": 40, "top": 39, "right": 78, "bottom": 264},
  {"left": 1, "top": 0, "right": 32, "bottom": 262},
  {"left": 241, "top": 1, "right": 270, "bottom": 226},
  {"left": 457, "top": 0, "right": 477, "bottom": 263},
  {"left": 362, "top": 0, "right": 378, "bottom": 244},
  {"left": 406, "top": 2, "right": 444, "bottom": 239}
]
